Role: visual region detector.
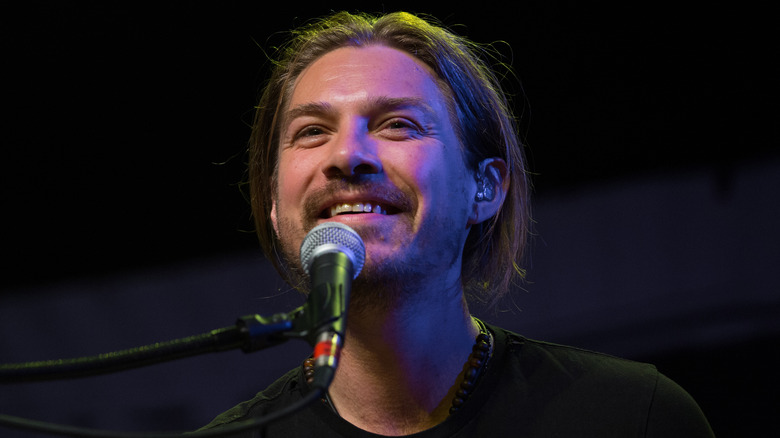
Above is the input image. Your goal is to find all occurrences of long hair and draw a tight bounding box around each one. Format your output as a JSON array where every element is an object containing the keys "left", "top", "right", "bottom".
[{"left": 248, "top": 11, "right": 531, "bottom": 306}]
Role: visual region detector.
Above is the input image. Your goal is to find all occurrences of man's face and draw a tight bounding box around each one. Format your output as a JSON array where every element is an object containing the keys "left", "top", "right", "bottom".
[{"left": 272, "top": 45, "right": 477, "bottom": 292}]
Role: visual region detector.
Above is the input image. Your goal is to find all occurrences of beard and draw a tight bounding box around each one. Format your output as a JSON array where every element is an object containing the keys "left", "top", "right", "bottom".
[{"left": 272, "top": 179, "right": 467, "bottom": 313}]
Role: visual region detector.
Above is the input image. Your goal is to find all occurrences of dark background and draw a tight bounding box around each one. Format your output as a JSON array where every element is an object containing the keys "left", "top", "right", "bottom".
[{"left": 1, "top": 2, "right": 777, "bottom": 437}]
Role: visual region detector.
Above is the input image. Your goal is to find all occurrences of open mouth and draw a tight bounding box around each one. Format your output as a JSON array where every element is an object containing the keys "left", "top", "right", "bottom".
[{"left": 321, "top": 202, "right": 398, "bottom": 218}]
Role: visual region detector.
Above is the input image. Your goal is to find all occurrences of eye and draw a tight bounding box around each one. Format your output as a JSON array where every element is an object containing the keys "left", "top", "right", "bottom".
[
  {"left": 379, "top": 118, "right": 422, "bottom": 140},
  {"left": 292, "top": 125, "right": 330, "bottom": 148},
  {"left": 388, "top": 120, "right": 413, "bottom": 129},
  {"left": 387, "top": 118, "right": 417, "bottom": 130},
  {"left": 297, "top": 125, "right": 325, "bottom": 137}
]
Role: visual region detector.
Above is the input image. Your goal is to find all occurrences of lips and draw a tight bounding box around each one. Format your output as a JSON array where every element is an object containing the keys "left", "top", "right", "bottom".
[{"left": 307, "top": 182, "right": 412, "bottom": 222}]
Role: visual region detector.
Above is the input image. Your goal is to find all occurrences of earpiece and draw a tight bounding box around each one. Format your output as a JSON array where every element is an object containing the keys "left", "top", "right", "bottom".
[{"left": 474, "top": 172, "right": 495, "bottom": 202}]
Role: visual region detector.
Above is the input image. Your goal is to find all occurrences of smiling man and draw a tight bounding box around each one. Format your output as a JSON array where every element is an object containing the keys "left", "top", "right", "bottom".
[
  {"left": 199, "top": 11, "right": 714, "bottom": 437},
  {"left": 273, "top": 44, "right": 492, "bottom": 313}
]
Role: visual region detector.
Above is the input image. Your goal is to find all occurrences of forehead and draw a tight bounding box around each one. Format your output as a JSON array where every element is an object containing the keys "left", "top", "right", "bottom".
[{"left": 289, "top": 45, "right": 449, "bottom": 111}]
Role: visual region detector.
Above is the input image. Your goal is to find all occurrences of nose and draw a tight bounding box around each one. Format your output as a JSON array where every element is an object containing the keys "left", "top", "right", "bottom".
[{"left": 322, "top": 126, "right": 382, "bottom": 178}]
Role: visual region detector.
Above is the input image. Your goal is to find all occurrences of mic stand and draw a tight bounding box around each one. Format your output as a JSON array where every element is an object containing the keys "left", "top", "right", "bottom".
[
  {"left": 0, "top": 310, "right": 304, "bottom": 383},
  {"left": 0, "top": 300, "right": 346, "bottom": 436}
]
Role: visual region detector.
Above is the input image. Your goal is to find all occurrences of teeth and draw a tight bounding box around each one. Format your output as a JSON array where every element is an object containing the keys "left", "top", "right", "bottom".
[{"left": 330, "top": 202, "right": 386, "bottom": 217}]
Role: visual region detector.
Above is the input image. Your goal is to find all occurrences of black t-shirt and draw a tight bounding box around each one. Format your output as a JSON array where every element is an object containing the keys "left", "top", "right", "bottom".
[{"left": 199, "top": 324, "right": 714, "bottom": 437}]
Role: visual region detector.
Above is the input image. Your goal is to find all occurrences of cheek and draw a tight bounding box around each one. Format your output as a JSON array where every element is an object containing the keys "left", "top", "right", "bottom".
[
  {"left": 401, "top": 150, "right": 473, "bottom": 215},
  {"left": 423, "top": 150, "right": 472, "bottom": 192},
  {"left": 276, "top": 153, "right": 314, "bottom": 205},
  {"left": 384, "top": 151, "right": 436, "bottom": 202}
]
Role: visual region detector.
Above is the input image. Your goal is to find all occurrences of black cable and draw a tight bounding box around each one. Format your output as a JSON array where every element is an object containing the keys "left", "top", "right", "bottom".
[{"left": 0, "top": 387, "right": 323, "bottom": 438}]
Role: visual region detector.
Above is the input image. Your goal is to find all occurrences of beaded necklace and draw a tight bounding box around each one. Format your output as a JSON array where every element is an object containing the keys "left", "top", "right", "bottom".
[{"left": 303, "top": 318, "right": 493, "bottom": 416}]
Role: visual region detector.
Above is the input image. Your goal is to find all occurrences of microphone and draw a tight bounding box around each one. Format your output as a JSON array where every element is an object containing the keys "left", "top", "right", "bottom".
[{"left": 299, "top": 222, "right": 365, "bottom": 389}]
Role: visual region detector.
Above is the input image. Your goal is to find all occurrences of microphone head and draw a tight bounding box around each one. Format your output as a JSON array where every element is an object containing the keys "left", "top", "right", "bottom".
[{"left": 300, "top": 222, "right": 366, "bottom": 279}]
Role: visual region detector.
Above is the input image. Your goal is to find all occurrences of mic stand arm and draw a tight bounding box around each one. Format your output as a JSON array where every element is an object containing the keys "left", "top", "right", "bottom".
[{"left": 0, "top": 309, "right": 304, "bottom": 383}]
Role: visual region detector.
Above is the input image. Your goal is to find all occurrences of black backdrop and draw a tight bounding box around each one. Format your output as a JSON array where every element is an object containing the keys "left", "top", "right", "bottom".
[{"left": 1, "top": 2, "right": 777, "bottom": 437}]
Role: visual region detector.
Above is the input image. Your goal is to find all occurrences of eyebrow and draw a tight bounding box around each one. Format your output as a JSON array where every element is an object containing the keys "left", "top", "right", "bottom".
[
  {"left": 284, "top": 102, "right": 336, "bottom": 124},
  {"left": 284, "top": 96, "right": 436, "bottom": 124}
]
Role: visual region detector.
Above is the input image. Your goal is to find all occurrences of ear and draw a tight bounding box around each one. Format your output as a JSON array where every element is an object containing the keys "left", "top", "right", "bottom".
[{"left": 468, "top": 157, "right": 509, "bottom": 225}]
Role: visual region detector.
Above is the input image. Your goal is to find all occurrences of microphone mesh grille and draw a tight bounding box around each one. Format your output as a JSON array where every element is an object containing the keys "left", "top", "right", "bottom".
[{"left": 300, "top": 223, "right": 366, "bottom": 279}]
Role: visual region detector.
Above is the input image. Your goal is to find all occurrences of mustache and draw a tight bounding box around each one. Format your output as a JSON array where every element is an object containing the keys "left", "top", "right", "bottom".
[{"left": 302, "top": 179, "right": 415, "bottom": 221}]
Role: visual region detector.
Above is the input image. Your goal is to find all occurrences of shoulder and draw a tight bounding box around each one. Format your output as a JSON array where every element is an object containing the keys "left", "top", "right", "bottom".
[
  {"left": 645, "top": 371, "right": 715, "bottom": 437},
  {"left": 198, "top": 367, "right": 302, "bottom": 430},
  {"left": 492, "top": 325, "right": 660, "bottom": 388},
  {"left": 485, "top": 325, "right": 714, "bottom": 437}
]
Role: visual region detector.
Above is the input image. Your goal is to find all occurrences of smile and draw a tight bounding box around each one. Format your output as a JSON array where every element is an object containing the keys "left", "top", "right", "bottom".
[{"left": 328, "top": 202, "right": 388, "bottom": 218}]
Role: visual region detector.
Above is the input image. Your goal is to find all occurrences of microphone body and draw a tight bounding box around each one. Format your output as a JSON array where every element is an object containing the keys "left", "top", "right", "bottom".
[
  {"left": 309, "top": 251, "right": 351, "bottom": 376},
  {"left": 299, "top": 222, "right": 365, "bottom": 389}
]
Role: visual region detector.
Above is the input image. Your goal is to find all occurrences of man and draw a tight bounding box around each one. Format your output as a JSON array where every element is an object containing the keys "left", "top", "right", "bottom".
[{"left": 200, "top": 11, "right": 714, "bottom": 437}]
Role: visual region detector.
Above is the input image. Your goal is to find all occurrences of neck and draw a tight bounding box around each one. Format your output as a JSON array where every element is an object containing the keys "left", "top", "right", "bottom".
[{"left": 326, "top": 282, "right": 480, "bottom": 435}]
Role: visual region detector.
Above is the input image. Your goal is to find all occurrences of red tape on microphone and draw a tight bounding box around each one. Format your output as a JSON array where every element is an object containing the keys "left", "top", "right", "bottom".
[{"left": 313, "top": 333, "right": 341, "bottom": 368}]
